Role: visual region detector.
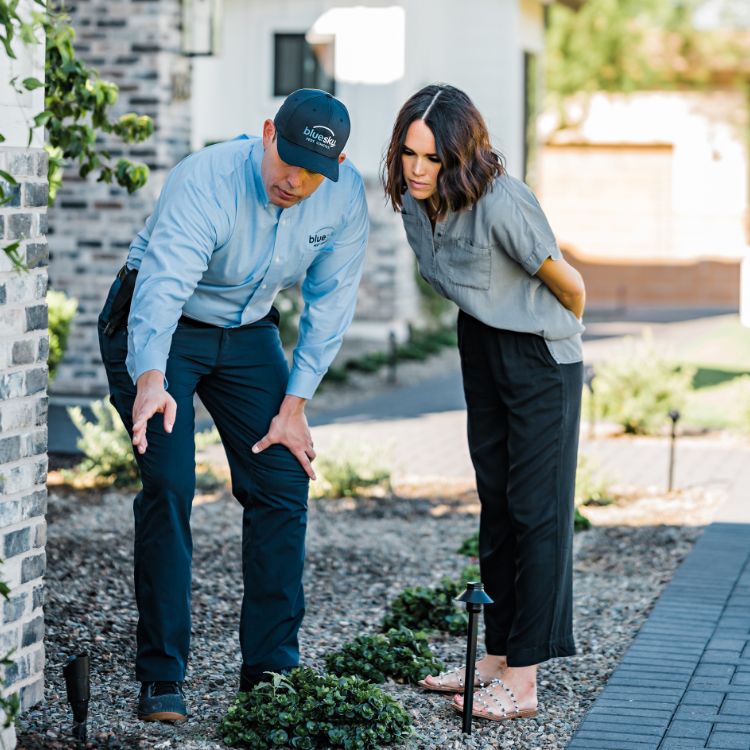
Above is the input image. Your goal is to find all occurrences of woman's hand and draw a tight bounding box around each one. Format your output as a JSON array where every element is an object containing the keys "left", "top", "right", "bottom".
[{"left": 535, "top": 258, "right": 586, "bottom": 320}]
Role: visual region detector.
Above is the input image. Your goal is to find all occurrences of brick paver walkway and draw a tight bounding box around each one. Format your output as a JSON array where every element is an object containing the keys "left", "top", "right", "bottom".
[{"left": 567, "top": 522, "right": 750, "bottom": 750}]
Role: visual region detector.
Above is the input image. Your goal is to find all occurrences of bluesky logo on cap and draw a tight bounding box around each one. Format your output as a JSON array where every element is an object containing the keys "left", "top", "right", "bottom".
[{"left": 274, "top": 89, "right": 351, "bottom": 183}]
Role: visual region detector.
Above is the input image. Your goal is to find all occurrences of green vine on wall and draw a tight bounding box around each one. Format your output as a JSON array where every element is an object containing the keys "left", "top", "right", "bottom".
[{"left": 1, "top": 0, "right": 155, "bottom": 272}]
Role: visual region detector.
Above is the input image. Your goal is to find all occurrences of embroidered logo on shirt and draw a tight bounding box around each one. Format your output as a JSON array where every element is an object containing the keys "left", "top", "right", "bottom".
[
  {"left": 309, "top": 226, "right": 336, "bottom": 248},
  {"left": 303, "top": 126, "right": 336, "bottom": 150}
]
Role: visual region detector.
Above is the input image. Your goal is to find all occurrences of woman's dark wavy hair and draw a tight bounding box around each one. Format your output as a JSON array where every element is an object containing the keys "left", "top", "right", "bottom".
[{"left": 382, "top": 84, "right": 505, "bottom": 219}]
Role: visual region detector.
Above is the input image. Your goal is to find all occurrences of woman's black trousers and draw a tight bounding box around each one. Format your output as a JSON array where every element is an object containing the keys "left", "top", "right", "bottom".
[{"left": 458, "top": 311, "right": 583, "bottom": 667}]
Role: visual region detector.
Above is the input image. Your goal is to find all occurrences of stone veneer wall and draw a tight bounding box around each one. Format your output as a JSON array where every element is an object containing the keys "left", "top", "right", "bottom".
[
  {"left": 0, "top": 145, "right": 51, "bottom": 746},
  {"left": 47, "top": 0, "right": 191, "bottom": 397}
]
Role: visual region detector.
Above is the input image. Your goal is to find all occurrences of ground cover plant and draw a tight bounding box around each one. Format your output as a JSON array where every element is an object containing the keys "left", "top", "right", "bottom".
[
  {"left": 219, "top": 668, "right": 413, "bottom": 750},
  {"left": 309, "top": 440, "right": 392, "bottom": 499},
  {"left": 593, "top": 333, "right": 694, "bottom": 434},
  {"left": 66, "top": 401, "right": 224, "bottom": 489},
  {"left": 381, "top": 578, "right": 468, "bottom": 636},
  {"left": 325, "top": 627, "right": 442, "bottom": 684}
]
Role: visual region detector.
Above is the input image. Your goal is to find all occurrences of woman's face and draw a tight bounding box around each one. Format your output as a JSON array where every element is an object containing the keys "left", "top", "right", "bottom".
[{"left": 402, "top": 120, "right": 441, "bottom": 201}]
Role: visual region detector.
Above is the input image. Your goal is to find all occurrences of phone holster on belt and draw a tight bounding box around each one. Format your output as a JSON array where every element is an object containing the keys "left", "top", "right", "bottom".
[{"left": 104, "top": 264, "right": 139, "bottom": 337}]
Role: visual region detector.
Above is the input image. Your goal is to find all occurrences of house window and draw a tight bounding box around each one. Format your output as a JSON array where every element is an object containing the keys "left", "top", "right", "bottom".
[
  {"left": 523, "top": 51, "right": 538, "bottom": 189},
  {"left": 273, "top": 33, "right": 335, "bottom": 97}
]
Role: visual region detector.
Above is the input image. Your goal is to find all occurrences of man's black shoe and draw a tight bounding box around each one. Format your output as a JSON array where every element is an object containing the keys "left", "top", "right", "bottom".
[
  {"left": 137, "top": 681, "right": 187, "bottom": 722},
  {"left": 239, "top": 666, "right": 297, "bottom": 693}
]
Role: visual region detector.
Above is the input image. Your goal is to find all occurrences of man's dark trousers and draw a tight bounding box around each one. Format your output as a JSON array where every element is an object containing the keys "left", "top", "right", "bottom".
[{"left": 98, "top": 277, "right": 310, "bottom": 683}]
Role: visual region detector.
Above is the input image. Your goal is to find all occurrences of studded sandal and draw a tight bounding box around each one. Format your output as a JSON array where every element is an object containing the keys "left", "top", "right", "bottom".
[
  {"left": 417, "top": 664, "right": 485, "bottom": 694},
  {"left": 451, "top": 678, "right": 538, "bottom": 721}
]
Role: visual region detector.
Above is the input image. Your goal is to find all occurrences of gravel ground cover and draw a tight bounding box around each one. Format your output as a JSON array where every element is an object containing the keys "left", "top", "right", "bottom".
[{"left": 17, "top": 485, "right": 703, "bottom": 750}]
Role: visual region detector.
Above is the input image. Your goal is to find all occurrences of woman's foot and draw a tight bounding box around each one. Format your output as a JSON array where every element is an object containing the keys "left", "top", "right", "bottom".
[
  {"left": 421, "top": 655, "right": 508, "bottom": 692},
  {"left": 453, "top": 665, "right": 538, "bottom": 719}
]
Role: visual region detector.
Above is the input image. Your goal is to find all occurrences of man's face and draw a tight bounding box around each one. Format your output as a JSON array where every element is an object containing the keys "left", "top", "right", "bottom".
[{"left": 261, "top": 119, "right": 341, "bottom": 208}]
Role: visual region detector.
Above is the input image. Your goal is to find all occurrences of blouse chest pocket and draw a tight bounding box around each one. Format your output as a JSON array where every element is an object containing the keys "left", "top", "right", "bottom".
[{"left": 446, "top": 238, "right": 491, "bottom": 291}]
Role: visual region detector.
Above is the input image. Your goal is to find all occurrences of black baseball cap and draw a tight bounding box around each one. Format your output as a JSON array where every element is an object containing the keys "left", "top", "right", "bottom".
[{"left": 274, "top": 89, "right": 351, "bottom": 182}]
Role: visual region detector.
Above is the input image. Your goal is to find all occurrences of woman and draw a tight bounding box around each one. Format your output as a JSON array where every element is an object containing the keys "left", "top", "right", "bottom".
[{"left": 382, "top": 85, "right": 585, "bottom": 721}]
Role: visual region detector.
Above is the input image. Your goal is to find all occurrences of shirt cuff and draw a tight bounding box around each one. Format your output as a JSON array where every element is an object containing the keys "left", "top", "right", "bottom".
[
  {"left": 524, "top": 240, "right": 562, "bottom": 276},
  {"left": 286, "top": 368, "right": 323, "bottom": 400},
  {"left": 129, "top": 349, "right": 169, "bottom": 387}
]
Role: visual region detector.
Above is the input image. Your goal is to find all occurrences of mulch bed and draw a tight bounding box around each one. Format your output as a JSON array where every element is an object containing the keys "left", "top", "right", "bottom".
[{"left": 17, "top": 486, "right": 703, "bottom": 750}]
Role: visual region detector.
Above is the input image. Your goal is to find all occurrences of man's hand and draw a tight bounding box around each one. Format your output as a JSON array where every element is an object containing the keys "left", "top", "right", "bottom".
[
  {"left": 252, "top": 395, "right": 316, "bottom": 479},
  {"left": 132, "top": 370, "right": 177, "bottom": 454}
]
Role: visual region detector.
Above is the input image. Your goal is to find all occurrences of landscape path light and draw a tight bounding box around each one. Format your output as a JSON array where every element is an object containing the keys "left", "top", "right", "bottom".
[
  {"left": 584, "top": 364, "right": 596, "bottom": 440},
  {"left": 668, "top": 409, "right": 680, "bottom": 492},
  {"left": 455, "top": 581, "right": 493, "bottom": 735},
  {"left": 62, "top": 653, "right": 90, "bottom": 741}
]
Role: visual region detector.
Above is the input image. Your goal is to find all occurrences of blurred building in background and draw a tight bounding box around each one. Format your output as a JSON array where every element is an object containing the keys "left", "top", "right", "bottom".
[
  {"left": 48, "top": 0, "right": 573, "bottom": 397},
  {"left": 536, "top": 60, "right": 750, "bottom": 312}
]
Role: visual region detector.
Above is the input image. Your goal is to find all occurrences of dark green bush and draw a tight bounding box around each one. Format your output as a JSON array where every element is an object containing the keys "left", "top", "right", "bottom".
[
  {"left": 457, "top": 530, "right": 479, "bottom": 558},
  {"left": 346, "top": 352, "right": 389, "bottom": 373},
  {"left": 574, "top": 507, "right": 592, "bottom": 532},
  {"left": 381, "top": 578, "right": 468, "bottom": 636},
  {"left": 219, "top": 668, "right": 412, "bottom": 750},
  {"left": 325, "top": 627, "right": 443, "bottom": 684}
]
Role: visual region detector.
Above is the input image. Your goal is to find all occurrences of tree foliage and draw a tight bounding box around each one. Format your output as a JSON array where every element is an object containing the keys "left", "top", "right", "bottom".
[
  {"left": 1, "top": 0, "right": 154, "bottom": 270},
  {"left": 546, "top": 0, "right": 748, "bottom": 98}
]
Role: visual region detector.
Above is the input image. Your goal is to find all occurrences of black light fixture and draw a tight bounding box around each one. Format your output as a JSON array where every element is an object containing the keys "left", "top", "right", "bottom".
[
  {"left": 668, "top": 409, "right": 680, "bottom": 492},
  {"left": 455, "top": 582, "right": 493, "bottom": 735},
  {"left": 62, "top": 654, "right": 90, "bottom": 741}
]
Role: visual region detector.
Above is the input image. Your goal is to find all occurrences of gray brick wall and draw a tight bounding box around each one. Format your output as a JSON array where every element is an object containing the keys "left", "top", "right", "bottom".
[
  {"left": 47, "top": 0, "right": 191, "bottom": 397},
  {"left": 0, "top": 144, "right": 50, "bottom": 748}
]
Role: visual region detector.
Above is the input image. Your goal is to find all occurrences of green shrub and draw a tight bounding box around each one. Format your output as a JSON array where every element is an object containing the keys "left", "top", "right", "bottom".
[
  {"left": 457, "top": 530, "right": 479, "bottom": 558},
  {"left": 67, "top": 403, "right": 227, "bottom": 489},
  {"left": 47, "top": 289, "right": 78, "bottom": 384},
  {"left": 194, "top": 425, "right": 221, "bottom": 451},
  {"left": 67, "top": 400, "right": 141, "bottom": 487},
  {"left": 325, "top": 627, "right": 443, "bottom": 684},
  {"left": 593, "top": 333, "right": 695, "bottom": 434},
  {"left": 310, "top": 439, "right": 391, "bottom": 499},
  {"left": 575, "top": 453, "right": 612, "bottom": 506},
  {"left": 381, "top": 578, "right": 468, "bottom": 636},
  {"left": 219, "top": 668, "right": 413, "bottom": 750},
  {"left": 322, "top": 366, "right": 349, "bottom": 385},
  {"left": 574, "top": 507, "right": 591, "bottom": 532},
  {"left": 195, "top": 464, "right": 224, "bottom": 491}
]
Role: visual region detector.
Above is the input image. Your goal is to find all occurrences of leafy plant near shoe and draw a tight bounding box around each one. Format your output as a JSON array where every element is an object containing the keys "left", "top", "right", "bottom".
[
  {"left": 574, "top": 507, "right": 591, "bottom": 532},
  {"left": 592, "top": 331, "right": 695, "bottom": 434},
  {"left": 381, "top": 578, "right": 468, "bottom": 636},
  {"left": 309, "top": 439, "right": 392, "bottom": 499},
  {"left": 325, "top": 627, "right": 443, "bottom": 684},
  {"left": 219, "top": 668, "right": 413, "bottom": 750}
]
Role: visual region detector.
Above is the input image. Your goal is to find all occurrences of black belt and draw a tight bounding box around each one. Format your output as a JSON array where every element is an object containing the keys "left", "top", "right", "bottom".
[{"left": 178, "top": 315, "right": 220, "bottom": 329}]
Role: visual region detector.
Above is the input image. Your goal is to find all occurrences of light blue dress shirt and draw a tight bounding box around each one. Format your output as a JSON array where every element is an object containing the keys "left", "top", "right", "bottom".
[{"left": 124, "top": 135, "right": 369, "bottom": 400}]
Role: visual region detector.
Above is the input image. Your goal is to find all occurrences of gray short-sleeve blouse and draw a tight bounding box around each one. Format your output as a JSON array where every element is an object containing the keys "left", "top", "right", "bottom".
[{"left": 400, "top": 172, "right": 584, "bottom": 364}]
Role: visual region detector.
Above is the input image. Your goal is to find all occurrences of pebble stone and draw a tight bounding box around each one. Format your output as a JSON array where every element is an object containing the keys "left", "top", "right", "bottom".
[{"left": 16, "top": 486, "right": 703, "bottom": 750}]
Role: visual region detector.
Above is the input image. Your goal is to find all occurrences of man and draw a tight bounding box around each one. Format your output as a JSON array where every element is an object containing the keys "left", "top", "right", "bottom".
[{"left": 97, "top": 90, "right": 369, "bottom": 722}]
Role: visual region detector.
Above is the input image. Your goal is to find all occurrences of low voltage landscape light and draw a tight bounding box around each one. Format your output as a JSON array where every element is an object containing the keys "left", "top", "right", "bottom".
[
  {"left": 62, "top": 653, "right": 90, "bottom": 741},
  {"left": 668, "top": 409, "right": 680, "bottom": 492},
  {"left": 455, "top": 582, "right": 494, "bottom": 735}
]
